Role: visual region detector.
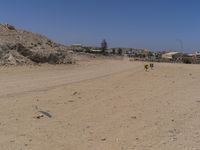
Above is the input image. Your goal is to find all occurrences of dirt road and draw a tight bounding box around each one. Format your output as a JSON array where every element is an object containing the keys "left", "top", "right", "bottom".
[
  {"left": 0, "top": 59, "right": 139, "bottom": 98},
  {"left": 1, "top": 59, "right": 200, "bottom": 150}
]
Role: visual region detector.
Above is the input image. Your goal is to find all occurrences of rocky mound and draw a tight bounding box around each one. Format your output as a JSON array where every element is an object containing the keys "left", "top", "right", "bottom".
[{"left": 0, "top": 24, "right": 74, "bottom": 65}]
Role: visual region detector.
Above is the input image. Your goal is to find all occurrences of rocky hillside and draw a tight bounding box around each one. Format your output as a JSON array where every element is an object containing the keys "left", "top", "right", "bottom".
[{"left": 0, "top": 24, "right": 74, "bottom": 65}]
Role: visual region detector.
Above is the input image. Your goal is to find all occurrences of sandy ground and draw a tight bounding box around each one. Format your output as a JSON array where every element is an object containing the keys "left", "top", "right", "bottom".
[{"left": 0, "top": 59, "right": 200, "bottom": 150}]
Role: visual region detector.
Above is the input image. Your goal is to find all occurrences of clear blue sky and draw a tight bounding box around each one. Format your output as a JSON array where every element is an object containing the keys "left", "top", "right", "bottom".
[{"left": 0, "top": 0, "right": 200, "bottom": 52}]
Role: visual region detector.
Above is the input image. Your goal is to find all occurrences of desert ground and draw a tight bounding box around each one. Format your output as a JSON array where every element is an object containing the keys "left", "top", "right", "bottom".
[{"left": 0, "top": 58, "right": 200, "bottom": 150}]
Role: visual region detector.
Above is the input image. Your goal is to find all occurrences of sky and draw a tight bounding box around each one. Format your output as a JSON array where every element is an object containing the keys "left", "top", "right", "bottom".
[{"left": 0, "top": 0, "right": 200, "bottom": 52}]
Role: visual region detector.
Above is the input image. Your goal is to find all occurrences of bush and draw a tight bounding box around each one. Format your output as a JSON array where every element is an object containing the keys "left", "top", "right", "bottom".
[{"left": 182, "top": 57, "right": 193, "bottom": 64}]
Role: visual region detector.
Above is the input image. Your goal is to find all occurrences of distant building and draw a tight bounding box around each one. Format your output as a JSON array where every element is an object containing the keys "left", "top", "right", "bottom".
[
  {"left": 71, "top": 44, "right": 83, "bottom": 52},
  {"left": 89, "top": 49, "right": 102, "bottom": 53},
  {"left": 193, "top": 52, "right": 200, "bottom": 63},
  {"left": 161, "top": 52, "right": 181, "bottom": 60},
  {"left": 111, "top": 48, "right": 151, "bottom": 56}
]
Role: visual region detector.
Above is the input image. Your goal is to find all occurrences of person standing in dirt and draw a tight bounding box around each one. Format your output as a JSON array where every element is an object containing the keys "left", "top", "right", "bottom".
[
  {"left": 144, "top": 64, "right": 149, "bottom": 71},
  {"left": 150, "top": 63, "right": 154, "bottom": 70}
]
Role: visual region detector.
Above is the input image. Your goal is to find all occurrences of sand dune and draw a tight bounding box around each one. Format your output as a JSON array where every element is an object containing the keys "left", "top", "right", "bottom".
[{"left": 0, "top": 59, "right": 200, "bottom": 150}]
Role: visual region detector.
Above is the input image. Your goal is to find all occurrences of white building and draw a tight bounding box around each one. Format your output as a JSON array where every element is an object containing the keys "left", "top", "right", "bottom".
[
  {"left": 194, "top": 52, "right": 200, "bottom": 63},
  {"left": 71, "top": 44, "right": 83, "bottom": 52},
  {"left": 162, "top": 52, "right": 180, "bottom": 60}
]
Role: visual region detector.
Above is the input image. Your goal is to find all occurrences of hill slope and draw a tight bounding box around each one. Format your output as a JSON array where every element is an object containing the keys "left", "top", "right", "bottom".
[{"left": 0, "top": 24, "right": 74, "bottom": 65}]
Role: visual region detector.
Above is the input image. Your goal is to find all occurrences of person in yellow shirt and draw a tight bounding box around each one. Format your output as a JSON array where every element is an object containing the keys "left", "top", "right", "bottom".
[{"left": 144, "top": 64, "right": 149, "bottom": 71}]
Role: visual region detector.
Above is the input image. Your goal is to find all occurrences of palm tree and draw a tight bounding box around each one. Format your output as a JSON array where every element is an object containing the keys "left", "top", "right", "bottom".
[{"left": 101, "top": 39, "right": 108, "bottom": 54}]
